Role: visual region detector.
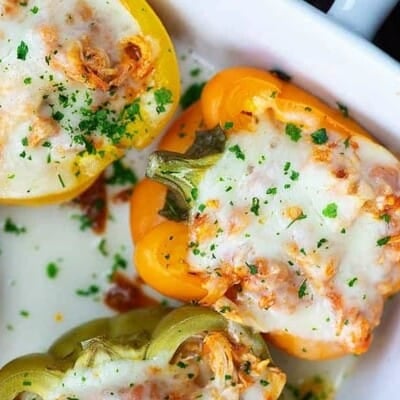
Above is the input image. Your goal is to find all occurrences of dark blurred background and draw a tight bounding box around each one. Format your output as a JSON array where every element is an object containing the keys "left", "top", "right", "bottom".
[{"left": 305, "top": 0, "right": 400, "bottom": 62}]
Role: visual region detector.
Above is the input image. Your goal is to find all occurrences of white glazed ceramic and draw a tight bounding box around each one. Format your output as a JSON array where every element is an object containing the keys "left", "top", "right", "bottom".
[
  {"left": 328, "top": 0, "right": 399, "bottom": 38},
  {"left": 1, "top": 1, "right": 400, "bottom": 399}
]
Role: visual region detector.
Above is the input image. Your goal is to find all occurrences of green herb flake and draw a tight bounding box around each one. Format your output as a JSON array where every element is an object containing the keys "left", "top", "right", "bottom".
[
  {"left": 290, "top": 170, "right": 300, "bottom": 181},
  {"left": 250, "top": 197, "right": 260, "bottom": 216},
  {"left": 30, "top": 6, "right": 39, "bottom": 14},
  {"left": 177, "top": 361, "right": 187, "bottom": 368},
  {"left": 106, "top": 159, "right": 137, "bottom": 186},
  {"left": 154, "top": 88, "right": 173, "bottom": 113},
  {"left": 283, "top": 161, "right": 291, "bottom": 174},
  {"left": 380, "top": 214, "right": 391, "bottom": 223},
  {"left": 22, "top": 380, "right": 32, "bottom": 386},
  {"left": 344, "top": 136, "right": 351, "bottom": 149},
  {"left": 52, "top": 111, "right": 64, "bottom": 121},
  {"left": 190, "top": 67, "right": 201, "bottom": 77},
  {"left": 298, "top": 280, "right": 308, "bottom": 298},
  {"left": 377, "top": 236, "right": 391, "bottom": 246},
  {"left": 4, "top": 218, "right": 26, "bottom": 235},
  {"left": 198, "top": 203, "right": 206, "bottom": 213},
  {"left": 98, "top": 238, "right": 108, "bottom": 256},
  {"left": 228, "top": 144, "right": 245, "bottom": 160},
  {"left": 285, "top": 123, "right": 302, "bottom": 142},
  {"left": 57, "top": 174, "right": 65, "bottom": 188},
  {"left": 23, "top": 77, "right": 32, "bottom": 85},
  {"left": 337, "top": 102, "right": 349, "bottom": 118},
  {"left": 322, "top": 203, "right": 338, "bottom": 218},
  {"left": 311, "top": 128, "right": 328, "bottom": 145},
  {"left": 317, "top": 238, "right": 328, "bottom": 248},
  {"left": 223, "top": 121, "right": 234, "bottom": 130},
  {"left": 110, "top": 253, "right": 128, "bottom": 278},
  {"left": 46, "top": 262, "right": 59, "bottom": 279},
  {"left": 245, "top": 262, "right": 258, "bottom": 275},
  {"left": 76, "top": 285, "right": 100, "bottom": 297},
  {"left": 19, "top": 310, "right": 30, "bottom": 318},
  {"left": 266, "top": 187, "right": 277, "bottom": 195},
  {"left": 17, "top": 40, "right": 29, "bottom": 60},
  {"left": 260, "top": 379, "right": 269, "bottom": 387},
  {"left": 347, "top": 277, "right": 358, "bottom": 287}
]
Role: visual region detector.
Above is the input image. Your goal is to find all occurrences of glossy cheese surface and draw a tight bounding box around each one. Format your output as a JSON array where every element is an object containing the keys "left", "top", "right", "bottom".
[{"left": 188, "top": 114, "right": 400, "bottom": 354}]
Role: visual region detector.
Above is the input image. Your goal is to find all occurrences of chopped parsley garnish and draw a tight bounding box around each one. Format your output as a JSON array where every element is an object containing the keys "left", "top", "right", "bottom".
[
  {"left": 298, "top": 280, "right": 308, "bottom": 298},
  {"left": 30, "top": 5, "right": 39, "bottom": 14},
  {"left": 219, "top": 305, "right": 231, "bottom": 314},
  {"left": 180, "top": 82, "right": 206, "bottom": 110},
  {"left": 380, "top": 214, "right": 391, "bottom": 223},
  {"left": 4, "top": 218, "right": 26, "bottom": 235},
  {"left": 228, "top": 144, "right": 245, "bottom": 160},
  {"left": 337, "top": 102, "right": 349, "bottom": 118},
  {"left": 46, "top": 262, "right": 59, "bottom": 279},
  {"left": 260, "top": 380, "right": 269, "bottom": 387},
  {"left": 250, "top": 197, "right": 260, "bottom": 216},
  {"left": 347, "top": 277, "right": 358, "bottom": 287},
  {"left": 190, "top": 67, "right": 201, "bottom": 77},
  {"left": 285, "top": 123, "right": 302, "bottom": 142},
  {"left": 341, "top": 228, "right": 346, "bottom": 234},
  {"left": 266, "top": 187, "right": 277, "bottom": 195},
  {"left": 223, "top": 121, "right": 234, "bottom": 130},
  {"left": 311, "top": 128, "right": 328, "bottom": 144},
  {"left": 106, "top": 159, "right": 137, "bottom": 186},
  {"left": 52, "top": 111, "right": 64, "bottom": 121},
  {"left": 290, "top": 170, "right": 300, "bottom": 181},
  {"left": 377, "top": 236, "right": 391, "bottom": 246},
  {"left": 23, "top": 77, "right": 32, "bottom": 85},
  {"left": 17, "top": 41, "right": 29, "bottom": 60},
  {"left": 322, "top": 203, "right": 338, "bottom": 218},
  {"left": 344, "top": 136, "right": 351, "bottom": 149},
  {"left": 71, "top": 214, "right": 92, "bottom": 231},
  {"left": 317, "top": 238, "right": 328, "bottom": 248},
  {"left": 283, "top": 161, "right": 291, "bottom": 174},
  {"left": 177, "top": 361, "right": 187, "bottom": 368},
  {"left": 110, "top": 253, "right": 128, "bottom": 279},
  {"left": 58, "top": 174, "right": 65, "bottom": 188},
  {"left": 20, "top": 310, "right": 30, "bottom": 317},
  {"left": 21, "top": 136, "right": 28, "bottom": 146},
  {"left": 98, "top": 238, "right": 108, "bottom": 256},
  {"left": 76, "top": 285, "right": 100, "bottom": 297},
  {"left": 154, "top": 88, "right": 173, "bottom": 113},
  {"left": 245, "top": 262, "right": 258, "bottom": 275},
  {"left": 286, "top": 212, "right": 307, "bottom": 228},
  {"left": 198, "top": 203, "right": 206, "bottom": 212}
]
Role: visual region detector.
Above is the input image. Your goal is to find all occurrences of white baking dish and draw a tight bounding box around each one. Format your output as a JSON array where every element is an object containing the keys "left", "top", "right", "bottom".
[{"left": 0, "top": 1, "right": 399, "bottom": 398}]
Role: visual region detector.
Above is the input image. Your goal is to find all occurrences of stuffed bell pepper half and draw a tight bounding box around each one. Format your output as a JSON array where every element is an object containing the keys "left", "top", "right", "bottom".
[
  {"left": 131, "top": 67, "right": 400, "bottom": 360},
  {"left": 0, "top": 0, "right": 179, "bottom": 204},
  {"left": 0, "top": 306, "right": 285, "bottom": 400}
]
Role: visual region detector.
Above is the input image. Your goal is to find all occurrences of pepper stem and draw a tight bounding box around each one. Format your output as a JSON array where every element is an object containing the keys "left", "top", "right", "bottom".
[{"left": 146, "top": 151, "right": 220, "bottom": 208}]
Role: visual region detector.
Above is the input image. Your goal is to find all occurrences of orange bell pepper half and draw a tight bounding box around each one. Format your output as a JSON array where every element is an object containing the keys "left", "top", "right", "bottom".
[{"left": 132, "top": 66, "right": 373, "bottom": 304}]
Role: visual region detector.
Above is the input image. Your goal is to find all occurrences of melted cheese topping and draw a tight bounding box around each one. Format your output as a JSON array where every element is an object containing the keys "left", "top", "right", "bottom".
[
  {"left": 0, "top": 0, "right": 171, "bottom": 201},
  {"left": 188, "top": 114, "right": 400, "bottom": 353}
]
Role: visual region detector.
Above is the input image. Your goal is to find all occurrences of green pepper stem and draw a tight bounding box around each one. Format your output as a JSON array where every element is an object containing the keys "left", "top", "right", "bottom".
[{"left": 146, "top": 151, "right": 220, "bottom": 208}]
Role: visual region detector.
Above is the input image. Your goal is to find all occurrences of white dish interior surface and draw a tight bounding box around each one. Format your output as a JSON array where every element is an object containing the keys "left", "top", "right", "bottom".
[{"left": 1, "top": 0, "right": 400, "bottom": 399}]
